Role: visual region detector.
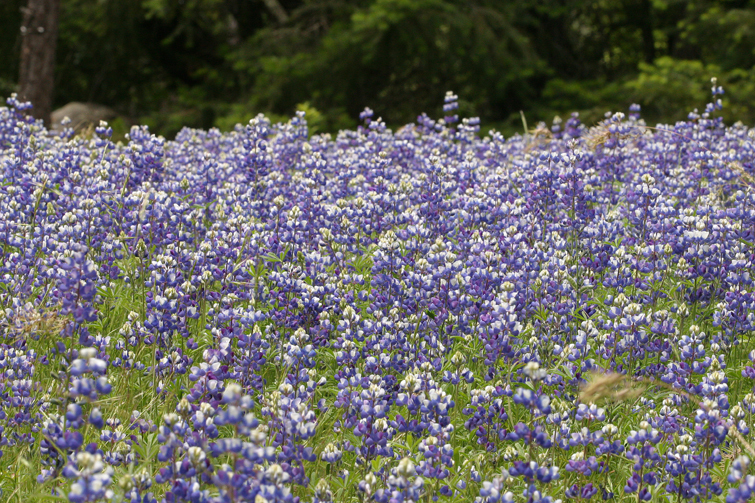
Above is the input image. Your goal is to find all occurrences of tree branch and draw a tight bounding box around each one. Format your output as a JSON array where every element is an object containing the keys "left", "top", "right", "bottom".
[{"left": 261, "top": 0, "right": 288, "bottom": 24}]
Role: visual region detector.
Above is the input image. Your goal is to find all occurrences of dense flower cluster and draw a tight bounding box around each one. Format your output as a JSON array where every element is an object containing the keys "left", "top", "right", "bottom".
[{"left": 2, "top": 84, "right": 755, "bottom": 502}]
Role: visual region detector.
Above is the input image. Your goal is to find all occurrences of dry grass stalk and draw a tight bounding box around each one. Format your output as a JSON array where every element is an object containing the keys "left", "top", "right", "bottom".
[
  {"left": 580, "top": 371, "right": 755, "bottom": 459},
  {"left": 583, "top": 122, "right": 645, "bottom": 151},
  {"left": 579, "top": 371, "right": 643, "bottom": 404},
  {"left": 524, "top": 124, "right": 553, "bottom": 153},
  {"left": 0, "top": 304, "right": 68, "bottom": 343},
  {"left": 727, "top": 161, "right": 755, "bottom": 188}
]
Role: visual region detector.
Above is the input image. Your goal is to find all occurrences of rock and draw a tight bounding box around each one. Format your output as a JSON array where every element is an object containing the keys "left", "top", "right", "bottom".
[{"left": 51, "top": 102, "right": 117, "bottom": 132}]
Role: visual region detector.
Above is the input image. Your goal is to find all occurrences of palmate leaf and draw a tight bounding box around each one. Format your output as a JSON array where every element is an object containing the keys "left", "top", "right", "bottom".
[
  {"left": 349, "top": 244, "right": 377, "bottom": 275},
  {"left": 261, "top": 244, "right": 291, "bottom": 264}
]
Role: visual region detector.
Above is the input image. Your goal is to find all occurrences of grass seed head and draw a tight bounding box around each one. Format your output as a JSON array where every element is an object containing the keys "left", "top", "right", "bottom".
[{"left": 579, "top": 372, "right": 642, "bottom": 404}]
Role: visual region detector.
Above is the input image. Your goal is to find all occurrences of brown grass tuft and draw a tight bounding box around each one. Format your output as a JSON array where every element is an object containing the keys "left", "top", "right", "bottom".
[
  {"left": 579, "top": 372, "right": 642, "bottom": 404},
  {"left": 0, "top": 305, "right": 69, "bottom": 343}
]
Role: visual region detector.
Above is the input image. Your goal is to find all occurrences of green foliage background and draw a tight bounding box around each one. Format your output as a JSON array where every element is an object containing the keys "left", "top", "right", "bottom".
[{"left": 1, "top": 0, "right": 754, "bottom": 138}]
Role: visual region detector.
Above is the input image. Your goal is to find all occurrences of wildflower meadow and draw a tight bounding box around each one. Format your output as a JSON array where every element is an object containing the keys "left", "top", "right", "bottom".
[{"left": 2, "top": 85, "right": 755, "bottom": 503}]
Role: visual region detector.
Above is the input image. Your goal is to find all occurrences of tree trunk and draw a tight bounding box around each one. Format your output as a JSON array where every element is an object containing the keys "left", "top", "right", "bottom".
[
  {"left": 18, "top": 0, "right": 60, "bottom": 127},
  {"left": 638, "top": 0, "right": 655, "bottom": 64}
]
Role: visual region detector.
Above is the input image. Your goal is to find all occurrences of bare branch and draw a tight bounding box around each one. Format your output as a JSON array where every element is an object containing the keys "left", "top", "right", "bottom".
[{"left": 261, "top": 0, "right": 288, "bottom": 24}]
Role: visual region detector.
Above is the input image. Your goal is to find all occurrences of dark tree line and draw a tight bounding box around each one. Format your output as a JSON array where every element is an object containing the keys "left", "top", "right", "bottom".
[{"left": 2, "top": 0, "right": 755, "bottom": 138}]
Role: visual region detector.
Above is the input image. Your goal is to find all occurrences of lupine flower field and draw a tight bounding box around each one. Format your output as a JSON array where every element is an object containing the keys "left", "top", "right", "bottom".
[{"left": 3, "top": 85, "right": 755, "bottom": 503}]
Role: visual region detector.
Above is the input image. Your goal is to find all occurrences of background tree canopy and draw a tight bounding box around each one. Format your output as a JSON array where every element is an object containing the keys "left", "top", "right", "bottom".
[{"left": 2, "top": 0, "right": 755, "bottom": 139}]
